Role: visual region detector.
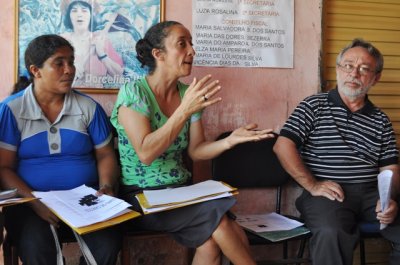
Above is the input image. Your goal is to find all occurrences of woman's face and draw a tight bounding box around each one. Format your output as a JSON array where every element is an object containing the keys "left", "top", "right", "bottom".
[
  {"left": 32, "top": 46, "right": 76, "bottom": 94},
  {"left": 69, "top": 3, "right": 91, "bottom": 31},
  {"left": 159, "top": 25, "right": 195, "bottom": 78}
]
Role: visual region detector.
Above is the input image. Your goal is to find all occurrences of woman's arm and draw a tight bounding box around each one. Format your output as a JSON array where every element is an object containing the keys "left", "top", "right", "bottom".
[
  {"left": 188, "top": 121, "right": 275, "bottom": 161},
  {"left": 0, "top": 148, "right": 60, "bottom": 226},
  {"left": 119, "top": 75, "right": 221, "bottom": 165},
  {"left": 118, "top": 104, "right": 189, "bottom": 165},
  {"left": 94, "top": 141, "right": 120, "bottom": 196}
]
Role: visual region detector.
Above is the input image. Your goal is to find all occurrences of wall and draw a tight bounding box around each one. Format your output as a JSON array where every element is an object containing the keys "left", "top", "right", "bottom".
[
  {"left": 0, "top": 0, "right": 322, "bottom": 262},
  {"left": 0, "top": 0, "right": 16, "bottom": 99}
]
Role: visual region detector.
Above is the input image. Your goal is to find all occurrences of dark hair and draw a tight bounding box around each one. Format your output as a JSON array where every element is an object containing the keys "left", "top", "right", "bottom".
[
  {"left": 63, "top": 1, "right": 96, "bottom": 31},
  {"left": 15, "top": 34, "right": 74, "bottom": 90},
  {"left": 136, "top": 21, "right": 182, "bottom": 74},
  {"left": 12, "top": 76, "right": 30, "bottom": 94},
  {"left": 336, "top": 38, "right": 384, "bottom": 74}
]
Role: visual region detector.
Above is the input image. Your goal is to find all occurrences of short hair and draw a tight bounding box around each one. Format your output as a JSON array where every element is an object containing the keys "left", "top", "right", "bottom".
[
  {"left": 135, "top": 21, "right": 182, "bottom": 74},
  {"left": 63, "top": 1, "right": 96, "bottom": 31},
  {"left": 24, "top": 34, "right": 74, "bottom": 79},
  {"left": 336, "top": 38, "right": 384, "bottom": 74}
]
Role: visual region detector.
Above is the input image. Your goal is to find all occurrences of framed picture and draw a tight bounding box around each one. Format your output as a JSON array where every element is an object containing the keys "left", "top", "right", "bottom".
[{"left": 15, "top": 0, "right": 165, "bottom": 93}]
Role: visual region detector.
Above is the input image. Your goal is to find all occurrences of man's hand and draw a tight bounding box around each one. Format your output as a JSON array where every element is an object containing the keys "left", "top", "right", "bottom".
[
  {"left": 309, "top": 180, "right": 345, "bottom": 202},
  {"left": 376, "top": 199, "right": 398, "bottom": 224}
]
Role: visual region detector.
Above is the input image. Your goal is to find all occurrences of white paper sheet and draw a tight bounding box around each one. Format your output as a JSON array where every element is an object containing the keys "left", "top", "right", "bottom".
[
  {"left": 235, "top": 212, "right": 304, "bottom": 233},
  {"left": 143, "top": 180, "right": 234, "bottom": 206},
  {"left": 378, "top": 169, "right": 393, "bottom": 230},
  {"left": 33, "top": 185, "right": 132, "bottom": 228},
  {"left": 138, "top": 192, "right": 233, "bottom": 214}
]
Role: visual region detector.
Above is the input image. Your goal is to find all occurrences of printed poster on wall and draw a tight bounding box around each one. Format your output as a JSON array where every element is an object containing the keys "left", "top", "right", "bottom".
[
  {"left": 192, "top": 0, "right": 294, "bottom": 68},
  {"left": 17, "top": 0, "right": 162, "bottom": 90}
]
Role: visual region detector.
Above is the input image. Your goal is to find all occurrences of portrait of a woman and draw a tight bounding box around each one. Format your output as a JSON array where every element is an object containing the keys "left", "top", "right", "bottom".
[{"left": 60, "top": 0, "right": 124, "bottom": 88}]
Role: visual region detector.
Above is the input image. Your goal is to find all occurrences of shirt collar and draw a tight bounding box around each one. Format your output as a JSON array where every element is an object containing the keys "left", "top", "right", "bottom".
[
  {"left": 327, "top": 88, "right": 375, "bottom": 115},
  {"left": 19, "top": 85, "right": 83, "bottom": 121}
]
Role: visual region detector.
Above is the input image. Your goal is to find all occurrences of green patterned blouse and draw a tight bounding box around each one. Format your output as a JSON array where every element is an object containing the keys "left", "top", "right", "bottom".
[{"left": 110, "top": 77, "right": 201, "bottom": 188}]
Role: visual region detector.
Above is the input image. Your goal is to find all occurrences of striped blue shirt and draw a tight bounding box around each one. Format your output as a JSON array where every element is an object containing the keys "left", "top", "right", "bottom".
[{"left": 280, "top": 89, "right": 398, "bottom": 183}]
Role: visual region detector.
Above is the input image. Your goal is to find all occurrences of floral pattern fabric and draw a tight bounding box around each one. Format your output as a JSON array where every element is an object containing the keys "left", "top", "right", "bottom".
[{"left": 110, "top": 77, "right": 201, "bottom": 188}]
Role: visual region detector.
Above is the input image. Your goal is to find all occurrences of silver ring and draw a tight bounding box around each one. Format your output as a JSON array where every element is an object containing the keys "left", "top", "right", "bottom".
[{"left": 203, "top": 95, "right": 208, "bottom": 101}]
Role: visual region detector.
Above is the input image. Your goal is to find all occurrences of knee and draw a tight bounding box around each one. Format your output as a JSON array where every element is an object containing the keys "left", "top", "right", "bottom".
[
  {"left": 215, "top": 215, "right": 231, "bottom": 232},
  {"left": 312, "top": 225, "right": 350, "bottom": 243},
  {"left": 315, "top": 225, "right": 340, "bottom": 236},
  {"left": 197, "top": 238, "right": 221, "bottom": 259},
  {"left": 199, "top": 238, "right": 219, "bottom": 251}
]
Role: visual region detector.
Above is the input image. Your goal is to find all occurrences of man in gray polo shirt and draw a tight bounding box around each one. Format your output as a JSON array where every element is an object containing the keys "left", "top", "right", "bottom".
[{"left": 274, "top": 38, "right": 400, "bottom": 265}]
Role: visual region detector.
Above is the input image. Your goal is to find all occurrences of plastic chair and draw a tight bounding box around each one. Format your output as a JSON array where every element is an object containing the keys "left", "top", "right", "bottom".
[{"left": 212, "top": 132, "right": 311, "bottom": 264}]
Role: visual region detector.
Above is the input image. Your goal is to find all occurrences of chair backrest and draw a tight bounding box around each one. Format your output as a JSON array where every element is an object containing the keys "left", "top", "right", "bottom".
[
  {"left": 212, "top": 132, "right": 291, "bottom": 214},
  {"left": 212, "top": 132, "right": 290, "bottom": 188}
]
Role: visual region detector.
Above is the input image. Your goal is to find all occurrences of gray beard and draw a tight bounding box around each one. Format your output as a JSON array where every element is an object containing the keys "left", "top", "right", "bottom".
[{"left": 339, "top": 85, "right": 370, "bottom": 99}]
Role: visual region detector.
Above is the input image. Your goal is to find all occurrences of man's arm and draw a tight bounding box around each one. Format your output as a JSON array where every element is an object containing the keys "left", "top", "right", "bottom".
[
  {"left": 273, "top": 136, "right": 344, "bottom": 201},
  {"left": 385, "top": 164, "right": 400, "bottom": 200}
]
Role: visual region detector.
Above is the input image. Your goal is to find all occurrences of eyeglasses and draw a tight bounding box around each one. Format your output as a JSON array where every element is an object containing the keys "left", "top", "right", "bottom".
[{"left": 337, "top": 63, "right": 375, "bottom": 76}]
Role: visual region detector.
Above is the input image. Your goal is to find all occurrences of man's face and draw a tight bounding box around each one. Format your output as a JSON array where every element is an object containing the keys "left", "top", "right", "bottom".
[{"left": 336, "top": 46, "right": 381, "bottom": 100}]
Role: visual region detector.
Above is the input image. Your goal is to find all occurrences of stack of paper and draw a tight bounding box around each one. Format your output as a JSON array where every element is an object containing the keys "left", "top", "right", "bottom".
[
  {"left": 136, "top": 180, "right": 237, "bottom": 214},
  {"left": 235, "top": 212, "right": 310, "bottom": 242},
  {"left": 0, "top": 197, "right": 37, "bottom": 207},
  {"left": 378, "top": 169, "right": 393, "bottom": 230},
  {"left": 0, "top": 188, "right": 37, "bottom": 207},
  {"left": 33, "top": 185, "right": 141, "bottom": 234}
]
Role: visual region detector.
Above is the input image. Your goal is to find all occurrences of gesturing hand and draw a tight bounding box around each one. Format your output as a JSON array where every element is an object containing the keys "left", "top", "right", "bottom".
[
  {"left": 224, "top": 124, "right": 275, "bottom": 149},
  {"left": 93, "top": 33, "right": 107, "bottom": 58},
  {"left": 179, "top": 75, "right": 222, "bottom": 117}
]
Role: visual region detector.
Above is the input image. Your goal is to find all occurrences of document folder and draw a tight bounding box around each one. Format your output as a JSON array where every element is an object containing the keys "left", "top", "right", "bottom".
[
  {"left": 33, "top": 185, "right": 141, "bottom": 234},
  {"left": 136, "top": 180, "right": 238, "bottom": 214}
]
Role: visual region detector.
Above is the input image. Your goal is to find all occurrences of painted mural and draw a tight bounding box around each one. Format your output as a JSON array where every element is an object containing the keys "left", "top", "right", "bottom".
[{"left": 17, "top": 0, "right": 161, "bottom": 90}]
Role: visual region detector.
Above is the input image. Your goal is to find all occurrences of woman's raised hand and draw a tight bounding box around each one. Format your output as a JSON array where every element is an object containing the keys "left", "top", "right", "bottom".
[
  {"left": 93, "top": 33, "right": 107, "bottom": 58},
  {"left": 179, "top": 75, "right": 221, "bottom": 117}
]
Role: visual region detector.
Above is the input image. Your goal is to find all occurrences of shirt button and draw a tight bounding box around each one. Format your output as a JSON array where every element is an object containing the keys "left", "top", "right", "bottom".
[
  {"left": 50, "top": 127, "right": 57, "bottom": 133},
  {"left": 51, "top": 143, "right": 59, "bottom": 150}
]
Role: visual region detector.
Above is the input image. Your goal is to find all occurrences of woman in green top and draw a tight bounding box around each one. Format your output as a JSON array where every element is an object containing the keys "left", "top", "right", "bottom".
[{"left": 111, "top": 21, "right": 274, "bottom": 265}]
